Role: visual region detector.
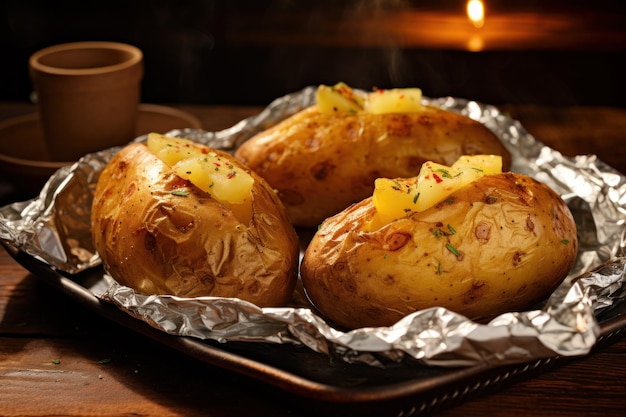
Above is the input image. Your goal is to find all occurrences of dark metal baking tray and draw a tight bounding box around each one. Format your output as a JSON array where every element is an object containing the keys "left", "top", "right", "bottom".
[{"left": 4, "top": 242, "right": 626, "bottom": 417}]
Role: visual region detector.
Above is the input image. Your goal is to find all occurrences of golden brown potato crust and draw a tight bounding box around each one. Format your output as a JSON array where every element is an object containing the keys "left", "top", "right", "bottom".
[
  {"left": 91, "top": 142, "right": 299, "bottom": 307},
  {"left": 300, "top": 173, "right": 578, "bottom": 329},
  {"left": 235, "top": 105, "right": 512, "bottom": 227}
]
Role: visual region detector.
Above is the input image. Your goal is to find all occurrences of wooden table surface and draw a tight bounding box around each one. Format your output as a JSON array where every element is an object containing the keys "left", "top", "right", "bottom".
[{"left": 1, "top": 102, "right": 626, "bottom": 416}]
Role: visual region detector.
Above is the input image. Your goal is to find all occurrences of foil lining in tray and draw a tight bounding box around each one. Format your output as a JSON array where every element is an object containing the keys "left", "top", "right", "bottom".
[{"left": 1, "top": 86, "right": 625, "bottom": 368}]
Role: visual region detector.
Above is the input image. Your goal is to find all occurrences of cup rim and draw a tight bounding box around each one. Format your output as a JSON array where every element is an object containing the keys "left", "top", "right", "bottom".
[{"left": 29, "top": 41, "right": 143, "bottom": 76}]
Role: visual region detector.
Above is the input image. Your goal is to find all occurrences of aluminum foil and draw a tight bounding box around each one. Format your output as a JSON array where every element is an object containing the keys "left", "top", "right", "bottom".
[{"left": 1, "top": 86, "right": 626, "bottom": 368}]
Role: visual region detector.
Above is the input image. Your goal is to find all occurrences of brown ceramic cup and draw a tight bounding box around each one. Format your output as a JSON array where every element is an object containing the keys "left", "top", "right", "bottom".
[{"left": 29, "top": 41, "right": 143, "bottom": 162}]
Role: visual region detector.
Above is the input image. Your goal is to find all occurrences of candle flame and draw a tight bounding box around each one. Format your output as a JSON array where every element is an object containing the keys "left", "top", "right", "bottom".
[{"left": 467, "top": 0, "right": 485, "bottom": 29}]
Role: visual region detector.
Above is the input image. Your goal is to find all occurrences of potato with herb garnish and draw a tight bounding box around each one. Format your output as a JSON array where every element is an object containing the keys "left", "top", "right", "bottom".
[
  {"left": 300, "top": 155, "right": 578, "bottom": 329},
  {"left": 235, "top": 82, "right": 512, "bottom": 227},
  {"left": 91, "top": 133, "right": 299, "bottom": 307}
]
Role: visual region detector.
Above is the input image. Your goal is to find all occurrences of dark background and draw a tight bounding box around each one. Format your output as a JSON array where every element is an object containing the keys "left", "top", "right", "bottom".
[{"left": 2, "top": 0, "right": 625, "bottom": 107}]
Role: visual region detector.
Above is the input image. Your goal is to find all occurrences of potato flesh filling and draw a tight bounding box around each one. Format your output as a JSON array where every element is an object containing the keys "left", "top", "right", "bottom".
[
  {"left": 316, "top": 82, "right": 424, "bottom": 115},
  {"left": 370, "top": 155, "right": 503, "bottom": 229},
  {"left": 146, "top": 132, "right": 254, "bottom": 223}
]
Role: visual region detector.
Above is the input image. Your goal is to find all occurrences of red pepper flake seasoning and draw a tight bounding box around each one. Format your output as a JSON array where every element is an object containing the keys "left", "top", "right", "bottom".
[
  {"left": 336, "top": 86, "right": 351, "bottom": 95},
  {"left": 432, "top": 173, "right": 443, "bottom": 183},
  {"left": 333, "top": 85, "right": 361, "bottom": 107},
  {"left": 227, "top": 171, "right": 237, "bottom": 179}
]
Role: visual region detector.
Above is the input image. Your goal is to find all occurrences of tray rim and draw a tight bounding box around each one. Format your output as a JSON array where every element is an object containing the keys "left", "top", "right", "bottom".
[{"left": 4, "top": 241, "right": 626, "bottom": 411}]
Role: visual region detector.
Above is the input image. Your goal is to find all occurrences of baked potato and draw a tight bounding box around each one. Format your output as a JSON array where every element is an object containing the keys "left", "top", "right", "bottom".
[
  {"left": 235, "top": 83, "right": 512, "bottom": 227},
  {"left": 91, "top": 133, "right": 299, "bottom": 307},
  {"left": 300, "top": 155, "right": 578, "bottom": 329}
]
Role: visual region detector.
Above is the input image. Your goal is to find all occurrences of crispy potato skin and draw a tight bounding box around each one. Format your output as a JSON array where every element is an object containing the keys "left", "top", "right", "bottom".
[
  {"left": 91, "top": 142, "right": 299, "bottom": 307},
  {"left": 235, "top": 105, "right": 512, "bottom": 227},
  {"left": 300, "top": 173, "right": 578, "bottom": 329}
]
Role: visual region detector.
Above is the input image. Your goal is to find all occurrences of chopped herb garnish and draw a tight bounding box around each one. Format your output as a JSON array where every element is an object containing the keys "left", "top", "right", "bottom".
[
  {"left": 437, "top": 263, "right": 443, "bottom": 275},
  {"left": 446, "top": 243, "right": 461, "bottom": 257},
  {"left": 170, "top": 190, "right": 189, "bottom": 197},
  {"left": 51, "top": 359, "right": 61, "bottom": 365},
  {"left": 413, "top": 193, "right": 420, "bottom": 204},
  {"left": 447, "top": 224, "right": 457, "bottom": 235},
  {"left": 436, "top": 168, "right": 452, "bottom": 178},
  {"left": 98, "top": 358, "right": 112, "bottom": 364},
  {"left": 561, "top": 239, "right": 570, "bottom": 244}
]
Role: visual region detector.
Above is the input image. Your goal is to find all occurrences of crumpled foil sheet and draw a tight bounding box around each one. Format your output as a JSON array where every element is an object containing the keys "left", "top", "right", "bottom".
[{"left": 2, "top": 86, "right": 626, "bottom": 368}]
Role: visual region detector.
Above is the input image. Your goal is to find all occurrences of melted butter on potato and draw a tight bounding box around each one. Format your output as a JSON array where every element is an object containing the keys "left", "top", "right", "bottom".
[
  {"left": 363, "top": 87, "right": 423, "bottom": 114},
  {"left": 147, "top": 131, "right": 208, "bottom": 165},
  {"left": 315, "top": 82, "right": 364, "bottom": 114},
  {"left": 370, "top": 155, "right": 503, "bottom": 229},
  {"left": 316, "top": 82, "right": 423, "bottom": 115},
  {"left": 147, "top": 133, "right": 254, "bottom": 223}
]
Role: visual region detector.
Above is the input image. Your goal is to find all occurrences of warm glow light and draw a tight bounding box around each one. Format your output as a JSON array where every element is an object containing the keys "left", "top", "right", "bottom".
[
  {"left": 467, "top": 35, "right": 484, "bottom": 52},
  {"left": 467, "top": 0, "right": 485, "bottom": 29}
]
